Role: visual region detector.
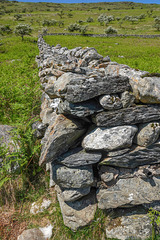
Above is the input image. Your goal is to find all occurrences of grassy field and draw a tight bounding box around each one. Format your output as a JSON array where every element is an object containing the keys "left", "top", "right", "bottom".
[{"left": 0, "top": 1, "right": 160, "bottom": 239}]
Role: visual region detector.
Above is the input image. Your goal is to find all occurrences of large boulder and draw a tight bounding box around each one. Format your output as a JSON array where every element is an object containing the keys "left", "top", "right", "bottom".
[
  {"left": 39, "top": 114, "right": 86, "bottom": 165},
  {"left": 53, "top": 72, "right": 130, "bottom": 103},
  {"left": 56, "top": 186, "right": 97, "bottom": 231},
  {"left": 105, "top": 62, "right": 160, "bottom": 104},
  {"left": 82, "top": 125, "right": 138, "bottom": 152}
]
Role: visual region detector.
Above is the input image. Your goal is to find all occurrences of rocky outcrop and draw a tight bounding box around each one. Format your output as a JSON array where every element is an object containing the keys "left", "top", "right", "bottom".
[{"left": 37, "top": 36, "right": 160, "bottom": 237}]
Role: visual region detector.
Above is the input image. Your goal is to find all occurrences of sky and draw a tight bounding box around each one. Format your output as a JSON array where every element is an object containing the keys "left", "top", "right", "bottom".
[{"left": 11, "top": 0, "right": 160, "bottom": 4}]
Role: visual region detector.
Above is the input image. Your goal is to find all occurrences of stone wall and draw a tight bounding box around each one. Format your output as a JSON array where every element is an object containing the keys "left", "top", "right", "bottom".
[{"left": 36, "top": 36, "right": 160, "bottom": 238}]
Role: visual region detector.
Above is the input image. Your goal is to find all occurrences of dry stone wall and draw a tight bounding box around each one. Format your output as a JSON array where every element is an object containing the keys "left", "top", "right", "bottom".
[{"left": 36, "top": 36, "right": 160, "bottom": 236}]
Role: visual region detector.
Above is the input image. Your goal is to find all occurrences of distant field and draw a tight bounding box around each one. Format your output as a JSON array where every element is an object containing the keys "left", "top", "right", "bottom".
[{"left": 0, "top": 1, "right": 160, "bottom": 124}]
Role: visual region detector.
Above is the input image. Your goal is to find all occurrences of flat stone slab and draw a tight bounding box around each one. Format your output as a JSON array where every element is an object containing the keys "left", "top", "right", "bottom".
[
  {"left": 97, "top": 176, "right": 160, "bottom": 210},
  {"left": 58, "top": 99, "right": 103, "bottom": 118},
  {"left": 53, "top": 72, "right": 130, "bottom": 103},
  {"left": 39, "top": 114, "right": 86, "bottom": 165},
  {"left": 93, "top": 105, "right": 160, "bottom": 127},
  {"left": 82, "top": 126, "right": 138, "bottom": 152},
  {"left": 56, "top": 147, "right": 102, "bottom": 167},
  {"left": 100, "top": 140, "right": 160, "bottom": 168},
  {"left": 56, "top": 186, "right": 97, "bottom": 231},
  {"left": 52, "top": 164, "right": 94, "bottom": 189}
]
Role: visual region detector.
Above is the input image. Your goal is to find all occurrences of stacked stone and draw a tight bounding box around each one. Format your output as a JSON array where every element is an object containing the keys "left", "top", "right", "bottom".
[{"left": 36, "top": 36, "right": 160, "bottom": 236}]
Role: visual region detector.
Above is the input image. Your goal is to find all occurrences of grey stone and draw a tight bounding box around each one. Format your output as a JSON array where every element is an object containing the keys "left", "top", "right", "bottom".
[
  {"left": 56, "top": 186, "right": 97, "bottom": 231},
  {"left": 107, "top": 148, "right": 130, "bottom": 157},
  {"left": 0, "top": 125, "right": 15, "bottom": 152},
  {"left": 56, "top": 147, "right": 102, "bottom": 167},
  {"left": 17, "top": 229, "right": 45, "bottom": 240},
  {"left": 93, "top": 105, "right": 160, "bottom": 127},
  {"left": 32, "top": 121, "right": 48, "bottom": 139},
  {"left": 57, "top": 99, "right": 103, "bottom": 118},
  {"left": 40, "top": 108, "right": 57, "bottom": 125},
  {"left": 134, "top": 122, "right": 160, "bottom": 147},
  {"left": 105, "top": 208, "right": 151, "bottom": 240},
  {"left": 39, "top": 114, "right": 86, "bottom": 165},
  {"left": 52, "top": 164, "right": 94, "bottom": 189},
  {"left": 99, "top": 94, "right": 122, "bottom": 110},
  {"left": 61, "top": 187, "right": 91, "bottom": 202},
  {"left": 97, "top": 176, "right": 160, "bottom": 209},
  {"left": 53, "top": 72, "right": 130, "bottom": 103},
  {"left": 120, "top": 91, "right": 135, "bottom": 108},
  {"left": 99, "top": 166, "right": 119, "bottom": 186},
  {"left": 101, "top": 140, "right": 160, "bottom": 168},
  {"left": 105, "top": 62, "right": 160, "bottom": 104},
  {"left": 82, "top": 126, "right": 138, "bottom": 152}
]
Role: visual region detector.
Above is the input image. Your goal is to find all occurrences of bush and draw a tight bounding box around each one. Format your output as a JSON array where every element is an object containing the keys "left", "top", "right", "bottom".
[
  {"left": 86, "top": 17, "right": 94, "bottom": 23},
  {"left": 68, "top": 23, "right": 80, "bottom": 32},
  {"left": 14, "top": 24, "right": 32, "bottom": 40},
  {"left": 154, "top": 17, "right": 160, "bottom": 31},
  {"left": 14, "top": 14, "right": 22, "bottom": 21},
  {"left": 105, "top": 26, "right": 118, "bottom": 34},
  {"left": 42, "top": 19, "right": 57, "bottom": 27},
  {"left": 0, "top": 25, "right": 12, "bottom": 35}
]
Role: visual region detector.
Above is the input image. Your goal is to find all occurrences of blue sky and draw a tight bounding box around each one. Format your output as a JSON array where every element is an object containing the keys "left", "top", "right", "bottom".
[{"left": 11, "top": 0, "right": 160, "bottom": 4}]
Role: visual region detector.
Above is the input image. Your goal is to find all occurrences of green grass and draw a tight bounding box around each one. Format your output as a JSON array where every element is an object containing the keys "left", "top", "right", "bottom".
[{"left": 44, "top": 34, "right": 160, "bottom": 73}]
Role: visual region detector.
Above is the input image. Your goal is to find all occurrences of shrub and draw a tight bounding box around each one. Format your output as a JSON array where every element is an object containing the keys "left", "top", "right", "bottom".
[
  {"left": 105, "top": 26, "right": 118, "bottom": 34},
  {"left": 154, "top": 17, "right": 160, "bottom": 31},
  {"left": 14, "top": 24, "right": 32, "bottom": 40},
  {"left": 0, "top": 25, "right": 12, "bottom": 35},
  {"left": 86, "top": 17, "right": 94, "bottom": 23},
  {"left": 68, "top": 23, "right": 80, "bottom": 32},
  {"left": 42, "top": 19, "right": 57, "bottom": 27},
  {"left": 14, "top": 14, "right": 22, "bottom": 21}
]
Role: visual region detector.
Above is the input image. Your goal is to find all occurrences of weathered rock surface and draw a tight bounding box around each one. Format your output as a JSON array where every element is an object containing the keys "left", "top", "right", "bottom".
[
  {"left": 97, "top": 176, "right": 160, "bottom": 209},
  {"left": 93, "top": 105, "right": 160, "bottom": 127},
  {"left": 134, "top": 122, "right": 160, "bottom": 147},
  {"left": 17, "top": 229, "right": 45, "bottom": 240},
  {"left": 120, "top": 90, "right": 135, "bottom": 108},
  {"left": 32, "top": 121, "right": 48, "bottom": 139},
  {"left": 105, "top": 62, "right": 160, "bottom": 104},
  {"left": 57, "top": 99, "right": 103, "bottom": 118},
  {"left": 53, "top": 72, "right": 130, "bottom": 103},
  {"left": 0, "top": 125, "right": 15, "bottom": 152},
  {"left": 39, "top": 115, "right": 86, "bottom": 165},
  {"left": 56, "top": 147, "right": 102, "bottom": 167},
  {"left": 56, "top": 186, "right": 97, "bottom": 231},
  {"left": 61, "top": 187, "right": 91, "bottom": 202},
  {"left": 99, "top": 94, "right": 122, "bottom": 110},
  {"left": 82, "top": 126, "right": 138, "bottom": 151},
  {"left": 30, "top": 198, "right": 51, "bottom": 215},
  {"left": 101, "top": 140, "right": 160, "bottom": 168},
  {"left": 105, "top": 207, "right": 151, "bottom": 240},
  {"left": 52, "top": 164, "right": 94, "bottom": 189}
]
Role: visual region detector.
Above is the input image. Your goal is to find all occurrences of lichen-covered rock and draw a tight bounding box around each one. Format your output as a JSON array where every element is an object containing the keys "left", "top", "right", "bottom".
[
  {"left": 39, "top": 114, "right": 86, "bottom": 165},
  {"left": 134, "top": 122, "right": 160, "bottom": 147},
  {"left": 105, "top": 62, "right": 160, "bottom": 104},
  {"left": 93, "top": 105, "right": 160, "bottom": 127},
  {"left": 105, "top": 207, "right": 151, "bottom": 240},
  {"left": 56, "top": 186, "right": 97, "bottom": 231},
  {"left": 17, "top": 229, "right": 45, "bottom": 240},
  {"left": 120, "top": 91, "right": 135, "bottom": 108},
  {"left": 97, "top": 176, "right": 160, "bottom": 209},
  {"left": 101, "top": 140, "right": 160, "bottom": 168},
  {"left": 56, "top": 147, "right": 102, "bottom": 167},
  {"left": 32, "top": 121, "right": 48, "bottom": 139},
  {"left": 30, "top": 198, "right": 51, "bottom": 215},
  {"left": 61, "top": 187, "right": 91, "bottom": 202},
  {"left": 52, "top": 164, "right": 94, "bottom": 189},
  {"left": 53, "top": 72, "right": 130, "bottom": 103},
  {"left": 82, "top": 126, "right": 138, "bottom": 152},
  {"left": 57, "top": 99, "right": 103, "bottom": 118},
  {"left": 99, "top": 94, "right": 122, "bottom": 110}
]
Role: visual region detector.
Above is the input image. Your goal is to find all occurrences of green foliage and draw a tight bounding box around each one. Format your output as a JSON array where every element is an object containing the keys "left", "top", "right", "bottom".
[
  {"left": 0, "top": 24, "right": 12, "bottom": 35},
  {"left": 105, "top": 26, "right": 118, "bottom": 34},
  {"left": 86, "top": 16, "right": 94, "bottom": 23},
  {"left": 14, "top": 24, "right": 32, "bottom": 40},
  {"left": 42, "top": 19, "right": 57, "bottom": 27},
  {"left": 148, "top": 208, "right": 160, "bottom": 240},
  {"left": 14, "top": 13, "right": 22, "bottom": 21},
  {"left": 68, "top": 23, "right": 80, "bottom": 32},
  {"left": 154, "top": 17, "right": 160, "bottom": 31}
]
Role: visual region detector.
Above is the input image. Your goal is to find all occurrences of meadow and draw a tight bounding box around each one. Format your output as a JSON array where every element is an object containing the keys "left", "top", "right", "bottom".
[{"left": 0, "top": 1, "right": 160, "bottom": 239}]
